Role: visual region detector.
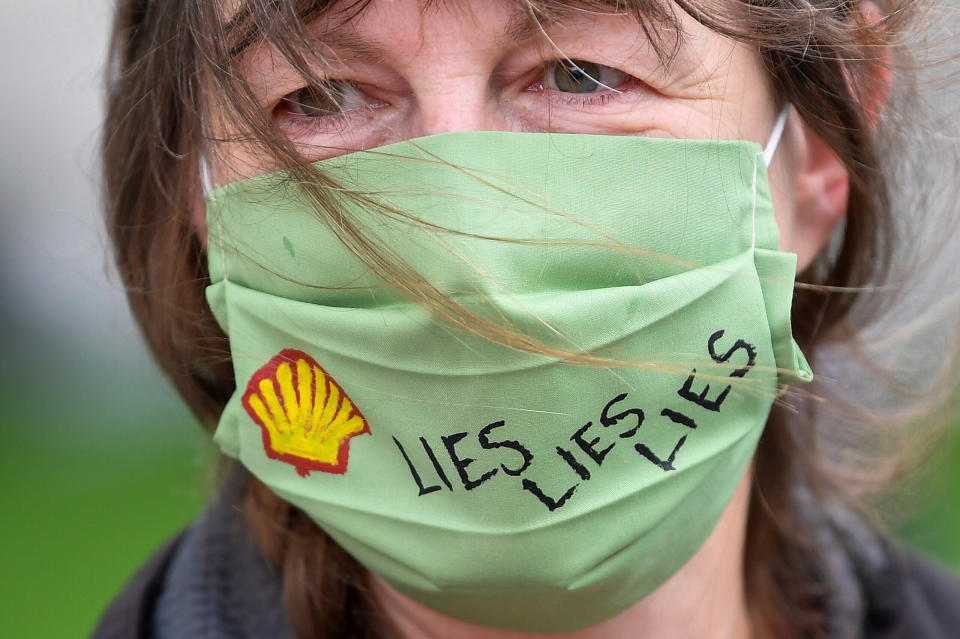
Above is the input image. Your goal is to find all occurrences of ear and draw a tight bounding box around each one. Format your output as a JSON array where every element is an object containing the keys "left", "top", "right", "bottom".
[{"left": 791, "top": 124, "right": 849, "bottom": 271}]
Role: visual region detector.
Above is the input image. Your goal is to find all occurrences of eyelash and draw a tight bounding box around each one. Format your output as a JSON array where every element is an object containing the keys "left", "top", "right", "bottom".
[
  {"left": 541, "top": 89, "right": 621, "bottom": 108},
  {"left": 273, "top": 60, "right": 637, "bottom": 136}
]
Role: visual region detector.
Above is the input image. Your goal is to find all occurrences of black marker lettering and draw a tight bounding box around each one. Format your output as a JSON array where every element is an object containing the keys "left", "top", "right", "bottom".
[
  {"left": 570, "top": 421, "right": 614, "bottom": 466},
  {"left": 521, "top": 478, "right": 578, "bottom": 512},
  {"left": 677, "top": 369, "right": 730, "bottom": 412},
  {"left": 633, "top": 409, "right": 696, "bottom": 471},
  {"left": 393, "top": 436, "right": 441, "bottom": 496},
  {"left": 707, "top": 330, "right": 757, "bottom": 378},
  {"left": 635, "top": 436, "right": 687, "bottom": 472},
  {"left": 660, "top": 408, "right": 698, "bottom": 430},
  {"left": 421, "top": 436, "right": 453, "bottom": 491},
  {"left": 599, "top": 393, "right": 645, "bottom": 439},
  {"left": 478, "top": 420, "right": 534, "bottom": 476},
  {"left": 556, "top": 445, "right": 591, "bottom": 480},
  {"left": 442, "top": 431, "right": 498, "bottom": 491}
]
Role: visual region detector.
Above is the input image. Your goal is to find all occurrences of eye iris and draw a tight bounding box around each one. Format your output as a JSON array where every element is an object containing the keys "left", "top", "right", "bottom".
[
  {"left": 554, "top": 60, "right": 601, "bottom": 93},
  {"left": 289, "top": 85, "right": 343, "bottom": 117}
]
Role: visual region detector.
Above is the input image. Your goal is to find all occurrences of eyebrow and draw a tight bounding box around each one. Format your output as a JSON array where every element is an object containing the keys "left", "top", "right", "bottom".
[{"left": 309, "top": 29, "right": 385, "bottom": 59}]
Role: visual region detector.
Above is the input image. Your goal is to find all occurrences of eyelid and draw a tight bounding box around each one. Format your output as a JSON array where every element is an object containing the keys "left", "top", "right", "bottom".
[
  {"left": 497, "top": 35, "right": 672, "bottom": 97},
  {"left": 255, "top": 56, "right": 395, "bottom": 111}
]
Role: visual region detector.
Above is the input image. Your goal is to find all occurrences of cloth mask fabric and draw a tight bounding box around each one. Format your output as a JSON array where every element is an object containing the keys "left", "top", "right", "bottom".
[{"left": 204, "top": 110, "right": 812, "bottom": 633}]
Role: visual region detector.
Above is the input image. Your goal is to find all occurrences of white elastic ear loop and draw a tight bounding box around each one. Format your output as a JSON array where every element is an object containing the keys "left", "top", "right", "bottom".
[
  {"left": 762, "top": 104, "right": 791, "bottom": 168},
  {"left": 199, "top": 152, "right": 216, "bottom": 197},
  {"left": 199, "top": 151, "right": 230, "bottom": 281}
]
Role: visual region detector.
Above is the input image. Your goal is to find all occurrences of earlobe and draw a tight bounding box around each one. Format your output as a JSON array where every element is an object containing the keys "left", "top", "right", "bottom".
[{"left": 792, "top": 124, "right": 850, "bottom": 267}]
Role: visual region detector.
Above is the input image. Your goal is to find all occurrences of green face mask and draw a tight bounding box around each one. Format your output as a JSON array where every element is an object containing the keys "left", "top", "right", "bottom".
[{"left": 205, "top": 114, "right": 812, "bottom": 633}]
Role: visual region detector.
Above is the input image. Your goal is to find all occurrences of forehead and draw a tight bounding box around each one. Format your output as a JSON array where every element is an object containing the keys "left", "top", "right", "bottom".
[{"left": 224, "top": 0, "right": 675, "bottom": 55}]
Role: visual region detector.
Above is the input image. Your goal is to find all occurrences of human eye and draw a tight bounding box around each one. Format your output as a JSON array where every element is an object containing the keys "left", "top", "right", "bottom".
[
  {"left": 273, "top": 81, "right": 387, "bottom": 136},
  {"left": 543, "top": 59, "right": 630, "bottom": 94}
]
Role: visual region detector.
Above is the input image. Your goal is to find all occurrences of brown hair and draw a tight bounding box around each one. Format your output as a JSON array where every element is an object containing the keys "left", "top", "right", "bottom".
[{"left": 103, "top": 0, "right": 951, "bottom": 637}]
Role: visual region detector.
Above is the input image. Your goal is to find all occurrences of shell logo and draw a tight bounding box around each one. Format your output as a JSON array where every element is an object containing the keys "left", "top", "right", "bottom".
[{"left": 242, "top": 349, "right": 370, "bottom": 476}]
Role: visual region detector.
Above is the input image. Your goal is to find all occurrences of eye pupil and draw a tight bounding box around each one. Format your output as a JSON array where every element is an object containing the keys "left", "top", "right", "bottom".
[{"left": 555, "top": 60, "right": 601, "bottom": 94}]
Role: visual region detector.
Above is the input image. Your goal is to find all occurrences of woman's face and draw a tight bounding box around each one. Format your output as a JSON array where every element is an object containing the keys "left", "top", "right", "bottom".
[{"left": 207, "top": 0, "right": 848, "bottom": 269}]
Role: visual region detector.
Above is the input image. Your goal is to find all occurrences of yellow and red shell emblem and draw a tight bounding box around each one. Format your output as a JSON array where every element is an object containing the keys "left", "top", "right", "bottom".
[{"left": 242, "top": 349, "right": 370, "bottom": 476}]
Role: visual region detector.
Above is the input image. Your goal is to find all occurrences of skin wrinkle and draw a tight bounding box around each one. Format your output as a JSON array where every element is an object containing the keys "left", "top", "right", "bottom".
[{"left": 218, "top": 4, "right": 779, "bottom": 169}]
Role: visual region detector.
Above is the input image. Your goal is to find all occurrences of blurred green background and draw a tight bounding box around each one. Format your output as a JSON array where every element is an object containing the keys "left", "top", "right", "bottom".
[
  {"left": 0, "top": 325, "right": 213, "bottom": 639},
  {"left": 1, "top": 2, "right": 957, "bottom": 638}
]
